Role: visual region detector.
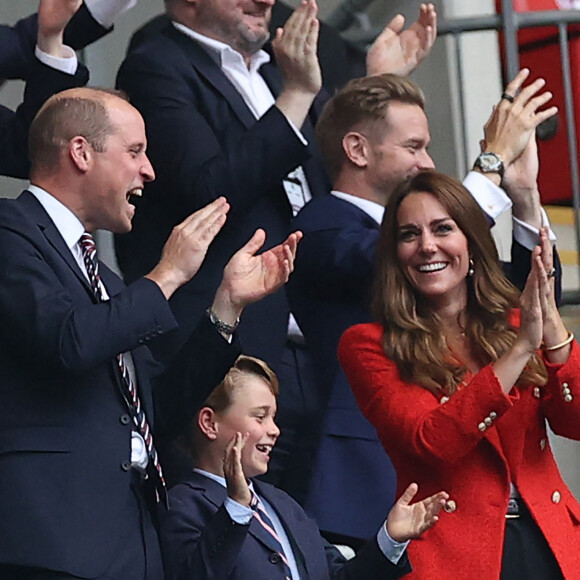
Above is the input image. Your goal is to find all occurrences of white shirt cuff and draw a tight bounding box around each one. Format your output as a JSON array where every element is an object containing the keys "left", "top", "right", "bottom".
[
  {"left": 377, "top": 521, "right": 409, "bottom": 565},
  {"left": 285, "top": 117, "right": 308, "bottom": 146},
  {"left": 35, "top": 45, "right": 78, "bottom": 75},
  {"left": 224, "top": 497, "right": 254, "bottom": 525},
  {"left": 463, "top": 171, "right": 512, "bottom": 219},
  {"left": 84, "top": 0, "right": 138, "bottom": 28},
  {"left": 513, "top": 208, "right": 557, "bottom": 250}
]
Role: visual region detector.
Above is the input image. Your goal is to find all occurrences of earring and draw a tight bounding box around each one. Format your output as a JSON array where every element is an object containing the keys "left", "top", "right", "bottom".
[{"left": 467, "top": 258, "right": 475, "bottom": 277}]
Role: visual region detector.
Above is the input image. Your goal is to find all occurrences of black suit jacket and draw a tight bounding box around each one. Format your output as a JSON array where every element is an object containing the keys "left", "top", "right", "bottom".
[
  {"left": 0, "top": 191, "right": 239, "bottom": 577},
  {"left": 115, "top": 22, "right": 331, "bottom": 370},
  {"left": 160, "top": 471, "right": 412, "bottom": 580},
  {"left": 0, "top": 4, "right": 109, "bottom": 179}
]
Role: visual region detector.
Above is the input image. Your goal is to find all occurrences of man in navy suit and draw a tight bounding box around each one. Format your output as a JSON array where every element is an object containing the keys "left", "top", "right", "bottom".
[
  {"left": 287, "top": 71, "right": 561, "bottom": 548},
  {"left": 0, "top": 86, "right": 300, "bottom": 578},
  {"left": 115, "top": 0, "right": 437, "bottom": 495},
  {"left": 160, "top": 355, "right": 448, "bottom": 580},
  {"left": 0, "top": 0, "right": 138, "bottom": 178}
]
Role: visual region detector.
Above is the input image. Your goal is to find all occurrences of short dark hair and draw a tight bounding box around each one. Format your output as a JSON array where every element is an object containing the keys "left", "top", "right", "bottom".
[
  {"left": 315, "top": 74, "right": 425, "bottom": 181},
  {"left": 28, "top": 88, "right": 128, "bottom": 172}
]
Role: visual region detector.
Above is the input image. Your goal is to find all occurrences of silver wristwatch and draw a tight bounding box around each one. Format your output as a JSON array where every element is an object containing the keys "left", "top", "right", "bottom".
[
  {"left": 473, "top": 152, "right": 504, "bottom": 179},
  {"left": 206, "top": 307, "right": 240, "bottom": 335}
]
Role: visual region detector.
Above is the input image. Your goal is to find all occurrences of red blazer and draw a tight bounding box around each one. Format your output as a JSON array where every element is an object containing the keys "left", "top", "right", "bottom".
[{"left": 339, "top": 320, "right": 580, "bottom": 580}]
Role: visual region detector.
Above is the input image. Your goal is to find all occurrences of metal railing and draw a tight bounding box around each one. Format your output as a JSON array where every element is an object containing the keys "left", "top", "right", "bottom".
[{"left": 440, "top": 3, "right": 580, "bottom": 290}]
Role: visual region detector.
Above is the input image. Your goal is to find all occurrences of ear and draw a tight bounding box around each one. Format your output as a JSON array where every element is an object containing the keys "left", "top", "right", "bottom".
[
  {"left": 68, "top": 136, "right": 92, "bottom": 173},
  {"left": 342, "top": 131, "right": 370, "bottom": 169},
  {"left": 198, "top": 407, "right": 219, "bottom": 440}
]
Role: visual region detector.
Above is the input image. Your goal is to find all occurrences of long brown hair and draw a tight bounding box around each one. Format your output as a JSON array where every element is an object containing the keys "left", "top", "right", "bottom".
[{"left": 372, "top": 170, "right": 547, "bottom": 394}]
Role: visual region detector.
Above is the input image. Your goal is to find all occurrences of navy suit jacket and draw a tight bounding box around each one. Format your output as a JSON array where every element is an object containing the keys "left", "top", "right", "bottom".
[
  {"left": 115, "top": 22, "right": 331, "bottom": 371},
  {"left": 0, "top": 4, "right": 109, "bottom": 179},
  {"left": 0, "top": 4, "right": 109, "bottom": 80},
  {"left": 0, "top": 191, "right": 239, "bottom": 577},
  {"left": 0, "top": 59, "right": 89, "bottom": 179},
  {"left": 287, "top": 192, "right": 563, "bottom": 541},
  {"left": 160, "top": 471, "right": 412, "bottom": 580}
]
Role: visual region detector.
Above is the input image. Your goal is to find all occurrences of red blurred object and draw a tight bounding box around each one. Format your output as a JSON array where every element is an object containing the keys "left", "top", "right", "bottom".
[{"left": 496, "top": 0, "right": 580, "bottom": 204}]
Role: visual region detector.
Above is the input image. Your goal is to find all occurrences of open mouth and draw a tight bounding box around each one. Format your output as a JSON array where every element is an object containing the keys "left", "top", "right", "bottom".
[
  {"left": 126, "top": 187, "right": 143, "bottom": 202},
  {"left": 255, "top": 443, "right": 273, "bottom": 455},
  {"left": 417, "top": 261, "right": 447, "bottom": 273}
]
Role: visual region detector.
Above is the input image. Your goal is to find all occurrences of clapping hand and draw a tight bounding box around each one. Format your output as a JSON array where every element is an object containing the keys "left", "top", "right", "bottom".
[
  {"left": 482, "top": 69, "right": 557, "bottom": 168},
  {"left": 386, "top": 483, "right": 448, "bottom": 543},
  {"left": 224, "top": 432, "right": 253, "bottom": 507},
  {"left": 518, "top": 228, "right": 568, "bottom": 355},
  {"left": 366, "top": 3, "right": 437, "bottom": 77},
  {"left": 273, "top": 0, "right": 322, "bottom": 97},
  {"left": 37, "top": 0, "right": 82, "bottom": 56},
  {"left": 146, "top": 197, "right": 230, "bottom": 298}
]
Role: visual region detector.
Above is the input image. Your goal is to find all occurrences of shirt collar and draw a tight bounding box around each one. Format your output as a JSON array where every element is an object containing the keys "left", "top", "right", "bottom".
[
  {"left": 330, "top": 190, "right": 385, "bottom": 224},
  {"left": 172, "top": 21, "right": 270, "bottom": 73},
  {"left": 194, "top": 467, "right": 256, "bottom": 493},
  {"left": 28, "top": 184, "right": 86, "bottom": 249}
]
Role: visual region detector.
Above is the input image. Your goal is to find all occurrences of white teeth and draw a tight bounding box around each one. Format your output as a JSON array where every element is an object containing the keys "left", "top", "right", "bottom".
[
  {"left": 256, "top": 444, "right": 272, "bottom": 454},
  {"left": 130, "top": 188, "right": 143, "bottom": 197},
  {"left": 418, "top": 262, "right": 447, "bottom": 273}
]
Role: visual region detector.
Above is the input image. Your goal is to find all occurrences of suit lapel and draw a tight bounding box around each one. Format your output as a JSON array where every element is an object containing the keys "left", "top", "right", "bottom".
[
  {"left": 260, "top": 59, "right": 283, "bottom": 97},
  {"left": 165, "top": 25, "right": 257, "bottom": 129},
  {"left": 254, "top": 480, "right": 312, "bottom": 578},
  {"left": 192, "top": 474, "right": 300, "bottom": 557},
  {"left": 17, "top": 191, "right": 94, "bottom": 298}
]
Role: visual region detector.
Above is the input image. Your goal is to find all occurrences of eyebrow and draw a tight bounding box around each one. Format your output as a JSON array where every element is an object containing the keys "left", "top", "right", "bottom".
[
  {"left": 398, "top": 217, "right": 453, "bottom": 229},
  {"left": 401, "top": 136, "right": 430, "bottom": 147},
  {"left": 251, "top": 405, "right": 272, "bottom": 412}
]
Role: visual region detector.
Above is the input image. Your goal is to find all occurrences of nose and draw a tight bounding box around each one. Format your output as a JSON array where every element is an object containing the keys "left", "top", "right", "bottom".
[
  {"left": 418, "top": 150, "right": 435, "bottom": 170},
  {"left": 141, "top": 154, "right": 155, "bottom": 182},
  {"left": 419, "top": 231, "right": 437, "bottom": 254},
  {"left": 268, "top": 418, "right": 281, "bottom": 439}
]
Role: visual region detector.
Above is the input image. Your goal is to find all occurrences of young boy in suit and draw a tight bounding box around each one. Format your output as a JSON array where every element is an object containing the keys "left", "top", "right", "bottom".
[{"left": 161, "top": 355, "right": 448, "bottom": 580}]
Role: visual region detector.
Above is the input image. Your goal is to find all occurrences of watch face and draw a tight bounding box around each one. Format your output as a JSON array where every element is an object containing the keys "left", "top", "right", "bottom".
[
  {"left": 479, "top": 153, "right": 501, "bottom": 171},
  {"left": 476, "top": 152, "right": 503, "bottom": 174}
]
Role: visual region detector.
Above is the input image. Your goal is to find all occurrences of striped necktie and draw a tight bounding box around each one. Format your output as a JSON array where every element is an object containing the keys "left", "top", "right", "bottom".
[
  {"left": 78, "top": 232, "right": 166, "bottom": 503},
  {"left": 251, "top": 491, "right": 292, "bottom": 580}
]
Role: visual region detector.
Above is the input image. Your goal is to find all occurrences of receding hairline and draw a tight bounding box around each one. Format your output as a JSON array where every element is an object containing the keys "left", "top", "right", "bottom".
[{"left": 39, "top": 87, "right": 129, "bottom": 115}]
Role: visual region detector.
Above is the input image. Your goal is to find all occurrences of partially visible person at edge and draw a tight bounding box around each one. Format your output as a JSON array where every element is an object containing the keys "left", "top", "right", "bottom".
[{"left": 339, "top": 170, "right": 580, "bottom": 580}]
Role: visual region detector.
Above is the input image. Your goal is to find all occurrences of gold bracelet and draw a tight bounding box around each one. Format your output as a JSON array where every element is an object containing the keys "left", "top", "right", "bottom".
[{"left": 543, "top": 331, "right": 574, "bottom": 352}]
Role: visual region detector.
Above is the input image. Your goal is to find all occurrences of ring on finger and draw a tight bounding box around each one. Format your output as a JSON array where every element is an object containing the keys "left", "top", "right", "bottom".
[
  {"left": 547, "top": 267, "right": 556, "bottom": 278},
  {"left": 501, "top": 92, "right": 515, "bottom": 103}
]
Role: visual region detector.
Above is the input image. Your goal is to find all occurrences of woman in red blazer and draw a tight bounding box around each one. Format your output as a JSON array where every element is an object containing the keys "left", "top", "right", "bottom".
[{"left": 339, "top": 170, "right": 580, "bottom": 580}]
